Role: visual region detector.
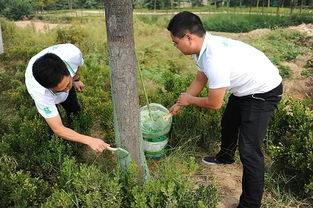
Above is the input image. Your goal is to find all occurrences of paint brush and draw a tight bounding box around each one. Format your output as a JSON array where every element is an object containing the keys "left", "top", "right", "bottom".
[
  {"left": 162, "top": 113, "right": 172, "bottom": 121},
  {"left": 107, "top": 146, "right": 129, "bottom": 158}
]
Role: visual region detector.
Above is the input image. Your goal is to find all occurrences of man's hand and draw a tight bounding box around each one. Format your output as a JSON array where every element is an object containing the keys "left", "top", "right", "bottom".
[
  {"left": 74, "top": 80, "right": 85, "bottom": 92},
  {"left": 87, "top": 138, "right": 110, "bottom": 153},
  {"left": 169, "top": 103, "right": 182, "bottom": 116},
  {"left": 177, "top": 92, "right": 193, "bottom": 106}
]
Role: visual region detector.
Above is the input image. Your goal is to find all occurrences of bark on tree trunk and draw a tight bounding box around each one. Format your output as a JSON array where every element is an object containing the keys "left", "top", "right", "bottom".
[
  {"left": 0, "top": 24, "right": 3, "bottom": 54},
  {"left": 104, "top": 0, "right": 150, "bottom": 182},
  {"left": 300, "top": 0, "right": 304, "bottom": 13}
]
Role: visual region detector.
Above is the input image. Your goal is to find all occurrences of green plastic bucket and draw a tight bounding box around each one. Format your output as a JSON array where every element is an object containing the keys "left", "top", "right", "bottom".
[{"left": 140, "top": 103, "right": 172, "bottom": 158}]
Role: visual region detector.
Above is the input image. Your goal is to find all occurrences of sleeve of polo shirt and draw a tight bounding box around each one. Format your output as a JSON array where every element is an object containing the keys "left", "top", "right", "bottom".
[
  {"left": 34, "top": 99, "right": 59, "bottom": 119},
  {"left": 194, "top": 55, "right": 204, "bottom": 72},
  {"left": 204, "top": 53, "right": 231, "bottom": 89}
]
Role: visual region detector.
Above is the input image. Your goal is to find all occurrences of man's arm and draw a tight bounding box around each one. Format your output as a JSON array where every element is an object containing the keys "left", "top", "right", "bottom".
[
  {"left": 73, "top": 66, "right": 85, "bottom": 92},
  {"left": 45, "top": 115, "right": 109, "bottom": 152},
  {"left": 178, "top": 87, "right": 226, "bottom": 110},
  {"left": 186, "top": 71, "right": 208, "bottom": 96},
  {"left": 169, "top": 71, "right": 208, "bottom": 115}
]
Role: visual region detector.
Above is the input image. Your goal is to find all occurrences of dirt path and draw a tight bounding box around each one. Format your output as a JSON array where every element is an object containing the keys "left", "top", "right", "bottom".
[
  {"left": 196, "top": 154, "right": 242, "bottom": 208},
  {"left": 15, "top": 20, "right": 67, "bottom": 33}
]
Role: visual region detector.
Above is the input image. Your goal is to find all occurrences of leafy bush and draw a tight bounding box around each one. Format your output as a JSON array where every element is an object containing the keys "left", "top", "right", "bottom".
[
  {"left": 146, "top": 71, "right": 224, "bottom": 153},
  {"left": 278, "top": 65, "right": 291, "bottom": 79},
  {"left": 120, "top": 156, "right": 218, "bottom": 208},
  {"left": 42, "top": 157, "right": 123, "bottom": 208},
  {"left": 56, "top": 25, "right": 88, "bottom": 46},
  {"left": 0, "top": 0, "right": 34, "bottom": 20},
  {"left": 268, "top": 98, "right": 313, "bottom": 197},
  {"left": 0, "top": 155, "right": 49, "bottom": 207},
  {"left": 202, "top": 14, "right": 313, "bottom": 33}
]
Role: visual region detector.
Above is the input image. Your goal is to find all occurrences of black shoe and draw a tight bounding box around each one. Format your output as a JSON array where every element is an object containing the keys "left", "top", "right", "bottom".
[{"left": 202, "top": 156, "right": 224, "bottom": 165}]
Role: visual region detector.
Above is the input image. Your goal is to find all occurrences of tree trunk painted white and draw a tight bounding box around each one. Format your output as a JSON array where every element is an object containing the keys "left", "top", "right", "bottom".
[
  {"left": 104, "top": 0, "right": 150, "bottom": 182},
  {"left": 0, "top": 24, "right": 3, "bottom": 54}
]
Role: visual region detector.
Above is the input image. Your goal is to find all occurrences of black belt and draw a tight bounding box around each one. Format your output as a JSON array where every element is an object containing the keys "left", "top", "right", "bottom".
[{"left": 238, "top": 83, "right": 283, "bottom": 100}]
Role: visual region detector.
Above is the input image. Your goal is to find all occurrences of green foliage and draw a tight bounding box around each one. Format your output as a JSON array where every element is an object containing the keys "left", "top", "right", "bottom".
[
  {"left": 277, "top": 65, "right": 291, "bottom": 79},
  {"left": 0, "top": 0, "right": 34, "bottom": 20},
  {"left": 120, "top": 157, "right": 218, "bottom": 208},
  {"left": 264, "top": 168, "right": 313, "bottom": 207},
  {"left": 202, "top": 14, "right": 313, "bottom": 33},
  {"left": 0, "top": 155, "right": 49, "bottom": 207},
  {"left": 146, "top": 70, "right": 224, "bottom": 153},
  {"left": 305, "top": 59, "right": 313, "bottom": 68},
  {"left": 244, "top": 29, "right": 307, "bottom": 67},
  {"left": 1, "top": 12, "right": 312, "bottom": 207},
  {"left": 42, "top": 157, "right": 122, "bottom": 207},
  {"left": 56, "top": 25, "right": 89, "bottom": 46},
  {"left": 268, "top": 98, "right": 313, "bottom": 197}
]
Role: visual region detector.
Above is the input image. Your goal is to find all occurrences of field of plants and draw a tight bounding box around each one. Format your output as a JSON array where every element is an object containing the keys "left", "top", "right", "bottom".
[{"left": 0, "top": 10, "right": 313, "bottom": 208}]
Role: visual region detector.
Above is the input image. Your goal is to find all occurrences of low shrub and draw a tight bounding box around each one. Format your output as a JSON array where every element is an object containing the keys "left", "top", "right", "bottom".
[
  {"left": 56, "top": 25, "right": 88, "bottom": 46},
  {"left": 0, "top": 155, "right": 49, "bottom": 207},
  {"left": 268, "top": 98, "right": 313, "bottom": 198},
  {"left": 120, "top": 156, "right": 219, "bottom": 208},
  {"left": 202, "top": 14, "right": 313, "bottom": 33}
]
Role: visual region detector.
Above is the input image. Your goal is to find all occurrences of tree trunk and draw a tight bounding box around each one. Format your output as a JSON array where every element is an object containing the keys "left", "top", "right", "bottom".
[
  {"left": 267, "top": 0, "right": 270, "bottom": 7},
  {"left": 0, "top": 23, "right": 3, "bottom": 54},
  {"left": 290, "top": 0, "right": 294, "bottom": 14},
  {"left": 104, "top": 0, "right": 150, "bottom": 182},
  {"left": 68, "top": 0, "right": 73, "bottom": 10},
  {"left": 249, "top": 0, "right": 253, "bottom": 13},
  {"left": 276, "top": 0, "right": 280, "bottom": 16},
  {"left": 262, "top": 0, "right": 265, "bottom": 13},
  {"left": 300, "top": 0, "right": 304, "bottom": 13}
]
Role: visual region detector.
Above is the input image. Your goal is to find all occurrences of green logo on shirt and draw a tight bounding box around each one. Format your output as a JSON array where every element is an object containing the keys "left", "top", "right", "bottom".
[
  {"left": 222, "top": 41, "right": 230, "bottom": 47},
  {"left": 44, "top": 107, "right": 52, "bottom": 114}
]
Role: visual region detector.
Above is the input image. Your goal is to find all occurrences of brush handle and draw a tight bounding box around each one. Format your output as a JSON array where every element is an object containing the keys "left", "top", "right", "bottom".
[
  {"left": 162, "top": 113, "right": 172, "bottom": 121},
  {"left": 107, "top": 146, "right": 117, "bottom": 152}
]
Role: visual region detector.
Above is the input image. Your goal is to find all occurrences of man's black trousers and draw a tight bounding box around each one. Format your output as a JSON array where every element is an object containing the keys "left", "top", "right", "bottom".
[{"left": 216, "top": 83, "right": 283, "bottom": 208}]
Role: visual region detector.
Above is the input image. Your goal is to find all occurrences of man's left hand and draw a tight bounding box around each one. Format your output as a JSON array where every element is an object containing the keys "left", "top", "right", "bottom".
[
  {"left": 74, "top": 80, "right": 85, "bottom": 92},
  {"left": 177, "top": 92, "right": 193, "bottom": 106}
]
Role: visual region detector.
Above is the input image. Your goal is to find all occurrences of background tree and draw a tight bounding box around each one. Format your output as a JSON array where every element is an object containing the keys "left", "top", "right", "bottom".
[
  {"left": 104, "top": 0, "right": 150, "bottom": 182},
  {"left": 34, "top": 0, "right": 58, "bottom": 13},
  {"left": 0, "top": 0, "right": 34, "bottom": 20}
]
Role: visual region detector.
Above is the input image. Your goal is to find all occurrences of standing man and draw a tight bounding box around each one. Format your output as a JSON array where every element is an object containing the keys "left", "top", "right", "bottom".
[
  {"left": 25, "top": 43, "right": 109, "bottom": 152},
  {"left": 167, "top": 12, "right": 282, "bottom": 208}
]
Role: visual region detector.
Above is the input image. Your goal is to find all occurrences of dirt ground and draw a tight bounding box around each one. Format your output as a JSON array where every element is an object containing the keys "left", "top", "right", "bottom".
[
  {"left": 15, "top": 20, "right": 67, "bottom": 33},
  {"left": 14, "top": 20, "right": 313, "bottom": 207},
  {"left": 196, "top": 159, "right": 243, "bottom": 208}
]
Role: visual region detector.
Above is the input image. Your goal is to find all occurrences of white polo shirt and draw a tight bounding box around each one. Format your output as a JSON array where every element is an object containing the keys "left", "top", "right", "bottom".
[
  {"left": 195, "top": 32, "right": 282, "bottom": 97},
  {"left": 25, "top": 44, "right": 84, "bottom": 118}
]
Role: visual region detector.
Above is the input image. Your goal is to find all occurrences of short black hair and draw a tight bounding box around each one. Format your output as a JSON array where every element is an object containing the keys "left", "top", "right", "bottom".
[
  {"left": 32, "top": 53, "right": 69, "bottom": 89},
  {"left": 167, "top": 11, "right": 206, "bottom": 38}
]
